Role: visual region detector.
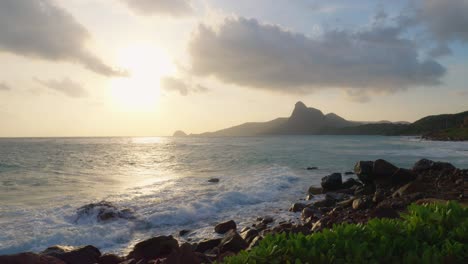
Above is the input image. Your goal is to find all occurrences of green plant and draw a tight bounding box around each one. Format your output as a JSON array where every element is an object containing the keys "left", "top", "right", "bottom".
[{"left": 223, "top": 202, "right": 468, "bottom": 264}]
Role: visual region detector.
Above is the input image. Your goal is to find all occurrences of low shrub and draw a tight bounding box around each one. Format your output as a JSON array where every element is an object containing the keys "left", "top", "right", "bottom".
[{"left": 223, "top": 202, "right": 468, "bottom": 263}]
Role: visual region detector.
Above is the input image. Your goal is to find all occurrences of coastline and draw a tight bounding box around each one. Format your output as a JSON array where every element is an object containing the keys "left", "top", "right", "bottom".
[{"left": 1, "top": 158, "right": 466, "bottom": 263}]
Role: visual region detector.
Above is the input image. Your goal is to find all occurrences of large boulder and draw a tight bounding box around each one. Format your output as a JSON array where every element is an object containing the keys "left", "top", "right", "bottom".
[
  {"left": 391, "top": 168, "right": 416, "bottom": 184},
  {"left": 75, "top": 201, "right": 135, "bottom": 223},
  {"left": 214, "top": 220, "right": 237, "bottom": 234},
  {"left": 158, "top": 243, "right": 201, "bottom": 264},
  {"left": 289, "top": 203, "right": 306, "bottom": 212},
  {"left": 308, "top": 186, "right": 322, "bottom": 195},
  {"left": 0, "top": 253, "right": 65, "bottom": 264},
  {"left": 218, "top": 230, "right": 248, "bottom": 253},
  {"left": 321, "top": 173, "right": 342, "bottom": 191},
  {"left": 341, "top": 178, "right": 361, "bottom": 189},
  {"left": 372, "top": 159, "right": 398, "bottom": 182},
  {"left": 413, "top": 159, "right": 455, "bottom": 172},
  {"left": 240, "top": 228, "right": 259, "bottom": 245},
  {"left": 392, "top": 182, "right": 424, "bottom": 198},
  {"left": 194, "top": 238, "right": 221, "bottom": 253},
  {"left": 127, "top": 235, "right": 179, "bottom": 261},
  {"left": 41, "top": 245, "right": 101, "bottom": 264},
  {"left": 354, "top": 161, "right": 374, "bottom": 183}
]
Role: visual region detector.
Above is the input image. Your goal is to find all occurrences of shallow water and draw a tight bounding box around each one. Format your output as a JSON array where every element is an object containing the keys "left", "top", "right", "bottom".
[{"left": 0, "top": 136, "right": 467, "bottom": 254}]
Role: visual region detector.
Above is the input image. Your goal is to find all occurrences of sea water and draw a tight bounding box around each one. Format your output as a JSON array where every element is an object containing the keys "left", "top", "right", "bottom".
[{"left": 1, "top": 136, "right": 467, "bottom": 254}]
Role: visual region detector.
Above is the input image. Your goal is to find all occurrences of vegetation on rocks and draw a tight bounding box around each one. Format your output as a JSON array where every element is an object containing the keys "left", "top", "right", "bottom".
[{"left": 223, "top": 201, "right": 468, "bottom": 264}]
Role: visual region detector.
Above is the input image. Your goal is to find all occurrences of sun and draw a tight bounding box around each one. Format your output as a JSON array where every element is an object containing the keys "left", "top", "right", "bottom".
[{"left": 109, "top": 44, "right": 176, "bottom": 111}]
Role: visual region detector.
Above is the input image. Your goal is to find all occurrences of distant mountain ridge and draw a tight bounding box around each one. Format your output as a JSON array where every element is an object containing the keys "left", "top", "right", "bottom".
[{"left": 177, "top": 102, "right": 468, "bottom": 138}]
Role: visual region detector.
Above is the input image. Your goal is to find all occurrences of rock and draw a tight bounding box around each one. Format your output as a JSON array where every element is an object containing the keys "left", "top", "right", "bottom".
[
  {"left": 373, "top": 189, "right": 385, "bottom": 203},
  {"left": 413, "top": 159, "right": 455, "bottom": 172},
  {"left": 247, "top": 236, "right": 262, "bottom": 250},
  {"left": 289, "top": 203, "right": 306, "bottom": 212},
  {"left": 308, "top": 186, "right": 322, "bottom": 195},
  {"left": 207, "top": 178, "right": 220, "bottom": 183},
  {"left": 306, "top": 167, "right": 318, "bottom": 170},
  {"left": 195, "top": 238, "right": 221, "bottom": 253},
  {"left": 240, "top": 228, "right": 259, "bottom": 245},
  {"left": 336, "top": 198, "right": 354, "bottom": 208},
  {"left": 128, "top": 235, "right": 179, "bottom": 261},
  {"left": 218, "top": 230, "right": 248, "bottom": 253},
  {"left": 306, "top": 194, "right": 314, "bottom": 200},
  {"left": 372, "top": 159, "right": 398, "bottom": 179},
  {"left": 313, "top": 196, "right": 336, "bottom": 208},
  {"left": 118, "top": 259, "right": 136, "bottom": 264},
  {"left": 158, "top": 243, "right": 200, "bottom": 264},
  {"left": 215, "top": 220, "right": 236, "bottom": 234},
  {"left": 259, "top": 216, "right": 274, "bottom": 225},
  {"left": 392, "top": 182, "right": 424, "bottom": 198},
  {"left": 75, "top": 201, "right": 135, "bottom": 223},
  {"left": 391, "top": 168, "right": 416, "bottom": 184},
  {"left": 98, "top": 254, "right": 123, "bottom": 264},
  {"left": 354, "top": 183, "right": 376, "bottom": 196},
  {"left": 352, "top": 197, "right": 373, "bottom": 210},
  {"left": 41, "top": 245, "right": 101, "bottom": 264},
  {"left": 341, "top": 178, "right": 361, "bottom": 189},
  {"left": 344, "top": 171, "right": 354, "bottom": 175},
  {"left": 325, "top": 192, "right": 348, "bottom": 202},
  {"left": 0, "top": 253, "right": 65, "bottom": 264},
  {"left": 173, "top": 130, "right": 187, "bottom": 137},
  {"left": 354, "top": 161, "right": 374, "bottom": 183},
  {"left": 179, "top": 230, "right": 190, "bottom": 236},
  {"left": 321, "top": 173, "right": 343, "bottom": 191},
  {"left": 301, "top": 207, "right": 321, "bottom": 220}
]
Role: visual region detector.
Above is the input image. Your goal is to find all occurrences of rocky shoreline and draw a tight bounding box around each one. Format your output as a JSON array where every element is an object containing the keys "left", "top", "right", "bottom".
[{"left": 1, "top": 158, "right": 466, "bottom": 264}]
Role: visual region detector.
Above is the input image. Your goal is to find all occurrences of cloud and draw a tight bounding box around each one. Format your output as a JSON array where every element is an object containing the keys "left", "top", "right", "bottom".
[
  {"left": 0, "top": 82, "right": 11, "bottom": 91},
  {"left": 188, "top": 17, "right": 445, "bottom": 96},
  {"left": 0, "top": 0, "right": 125, "bottom": 76},
  {"left": 121, "top": 0, "right": 193, "bottom": 17},
  {"left": 34, "top": 77, "right": 88, "bottom": 98},
  {"left": 161, "top": 76, "right": 209, "bottom": 96}
]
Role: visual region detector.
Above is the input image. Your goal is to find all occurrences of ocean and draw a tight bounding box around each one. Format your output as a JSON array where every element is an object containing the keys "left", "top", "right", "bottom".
[{"left": 1, "top": 136, "right": 467, "bottom": 255}]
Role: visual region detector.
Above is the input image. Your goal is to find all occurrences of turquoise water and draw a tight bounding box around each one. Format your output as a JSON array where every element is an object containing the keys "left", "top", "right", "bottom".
[{"left": 0, "top": 136, "right": 467, "bottom": 254}]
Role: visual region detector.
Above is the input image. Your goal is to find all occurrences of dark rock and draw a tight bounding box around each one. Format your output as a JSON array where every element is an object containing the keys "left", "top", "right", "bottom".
[
  {"left": 118, "top": 259, "right": 136, "bottom": 264},
  {"left": 373, "top": 189, "right": 385, "bottom": 203},
  {"left": 392, "top": 182, "right": 424, "bottom": 198},
  {"left": 308, "top": 186, "right": 322, "bottom": 195},
  {"left": 158, "top": 243, "right": 200, "bottom": 264},
  {"left": 344, "top": 171, "right": 354, "bottom": 175},
  {"left": 301, "top": 207, "right": 321, "bottom": 220},
  {"left": 194, "top": 238, "right": 221, "bottom": 253},
  {"left": 41, "top": 245, "right": 101, "bottom": 264},
  {"left": 75, "top": 201, "right": 135, "bottom": 223},
  {"left": 259, "top": 216, "right": 274, "bottom": 225},
  {"left": 354, "top": 183, "right": 376, "bottom": 196},
  {"left": 240, "top": 228, "right": 259, "bottom": 245},
  {"left": 341, "top": 178, "right": 361, "bottom": 189},
  {"left": 208, "top": 178, "right": 220, "bottom": 183},
  {"left": 373, "top": 159, "right": 398, "bottom": 179},
  {"left": 247, "top": 236, "right": 262, "bottom": 250},
  {"left": 215, "top": 220, "right": 236, "bottom": 234},
  {"left": 325, "top": 192, "right": 348, "bottom": 202},
  {"left": 289, "top": 203, "right": 306, "bottom": 212},
  {"left": 391, "top": 168, "right": 416, "bottom": 185},
  {"left": 321, "top": 173, "right": 343, "bottom": 190},
  {"left": 218, "top": 230, "right": 248, "bottom": 253},
  {"left": 98, "top": 254, "right": 123, "bottom": 264},
  {"left": 306, "top": 194, "right": 314, "bottom": 200},
  {"left": 313, "top": 196, "right": 336, "bottom": 208},
  {"left": 179, "top": 229, "right": 190, "bottom": 236},
  {"left": 354, "top": 161, "right": 374, "bottom": 183},
  {"left": 128, "top": 235, "right": 178, "bottom": 261},
  {"left": 370, "top": 207, "right": 400, "bottom": 219},
  {"left": 306, "top": 167, "right": 318, "bottom": 170},
  {"left": 0, "top": 252, "right": 65, "bottom": 264},
  {"left": 413, "top": 159, "right": 455, "bottom": 172}
]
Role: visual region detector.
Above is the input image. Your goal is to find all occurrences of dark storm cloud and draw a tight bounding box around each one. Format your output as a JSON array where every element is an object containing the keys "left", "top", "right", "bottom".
[
  {"left": 188, "top": 17, "right": 445, "bottom": 94},
  {"left": 35, "top": 77, "right": 88, "bottom": 98},
  {"left": 0, "top": 0, "right": 126, "bottom": 76},
  {"left": 161, "top": 77, "right": 209, "bottom": 96},
  {"left": 0, "top": 82, "right": 11, "bottom": 91},
  {"left": 121, "top": 0, "right": 193, "bottom": 17}
]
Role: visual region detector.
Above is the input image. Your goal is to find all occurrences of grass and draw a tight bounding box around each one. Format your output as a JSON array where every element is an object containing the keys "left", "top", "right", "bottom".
[{"left": 223, "top": 202, "right": 468, "bottom": 264}]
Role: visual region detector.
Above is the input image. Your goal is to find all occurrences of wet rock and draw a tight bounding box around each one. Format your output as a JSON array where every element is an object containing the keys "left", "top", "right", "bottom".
[
  {"left": 208, "top": 178, "right": 220, "bottom": 183},
  {"left": 354, "top": 183, "right": 376, "bottom": 196},
  {"left": 218, "top": 230, "right": 248, "bottom": 253},
  {"left": 98, "top": 254, "right": 123, "bottom": 264},
  {"left": 41, "top": 245, "right": 101, "bottom": 264},
  {"left": 0, "top": 252, "right": 65, "bottom": 264},
  {"left": 240, "top": 228, "right": 259, "bottom": 245},
  {"left": 289, "top": 203, "right": 306, "bottom": 212},
  {"left": 195, "top": 238, "right": 221, "bottom": 253},
  {"left": 354, "top": 161, "right": 374, "bottom": 183},
  {"left": 75, "top": 201, "right": 135, "bottom": 223},
  {"left": 179, "top": 230, "right": 190, "bottom": 236},
  {"left": 215, "top": 220, "right": 237, "bottom": 234},
  {"left": 341, "top": 178, "right": 361, "bottom": 189},
  {"left": 306, "top": 167, "right": 318, "bottom": 170},
  {"left": 321, "top": 173, "right": 343, "bottom": 191},
  {"left": 413, "top": 159, "right": 455, "bottom": 172},
  {"left": 308, "top": 186, "right": 322, "bottom": 195},
  {"left": 127, "top": 235, "right": 179, "bottom": 261},
  {"left": 352, "top": 197, "right": 373, "bottom": 210}
]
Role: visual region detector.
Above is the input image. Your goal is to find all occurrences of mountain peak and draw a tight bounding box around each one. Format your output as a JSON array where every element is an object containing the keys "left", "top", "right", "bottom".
[{"left": 295, "top": 101, "right": 307, "bottom": 109}]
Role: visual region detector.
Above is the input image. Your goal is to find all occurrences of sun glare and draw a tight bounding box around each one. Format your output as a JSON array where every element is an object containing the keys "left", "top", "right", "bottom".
[{"left": 110, "top": 44, "right": 176, "bottom": 111}]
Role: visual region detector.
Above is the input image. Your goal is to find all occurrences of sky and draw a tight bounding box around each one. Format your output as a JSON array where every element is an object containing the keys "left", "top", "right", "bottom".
[{"left": 0, "top": 0, "right": 467, "bottom": 137}]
